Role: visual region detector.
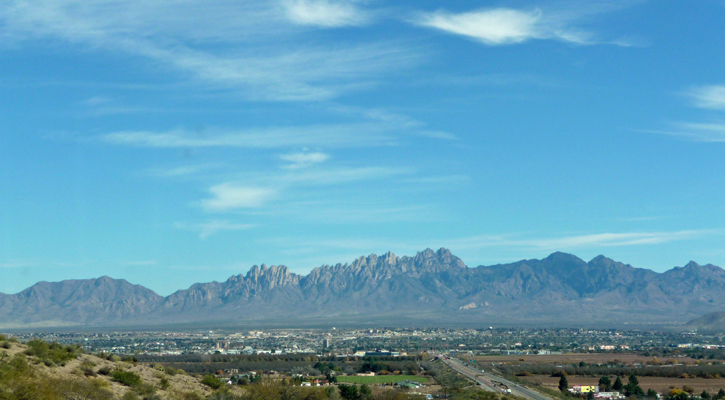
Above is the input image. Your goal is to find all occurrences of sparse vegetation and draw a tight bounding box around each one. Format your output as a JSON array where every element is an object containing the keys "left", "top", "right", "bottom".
[
  {"left": 111, "top": 369, "right": 144, "bottom": 386},
  {"left": 24, "top": 338, "right": 82, "bottom": 366},
  {"left": 201, "top": 374, "right": 224, "bottom": 389}
]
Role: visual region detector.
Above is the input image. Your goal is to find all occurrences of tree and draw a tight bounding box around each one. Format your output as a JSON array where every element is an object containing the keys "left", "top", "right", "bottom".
[
  {"left": 717, "top": 389, "right": 725, "bottom": 400},
  {"left": 359, "top": 384, "right": 373, "bottom": 400},
  {"left": 646, "top": 389, "right": 658, "bottom": 398},
  {"left": 599, "top": 376, "right": 612, "bottom": 392},
  {"left": 624, "top": 374, "right": 644, "bottom": 397},
  {"left": 613, "top": 377, "right": 624, "bottom": 392},
  {"left": 339, "top": 384, "right": 359, "bottom": 400},
  {"left": 702, "top": 391, "right": 711, "bottom": 400},
  {"left": 588, "top": 390, "right": 595, "bottom": 400},
  {"left": 559, "top": 375, "right": 569, "bottom": 393}
]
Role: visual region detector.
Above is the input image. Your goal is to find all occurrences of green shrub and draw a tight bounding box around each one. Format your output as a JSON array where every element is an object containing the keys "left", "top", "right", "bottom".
[
  {"left": 201, "top": 374, "right": 224, "bottom": 389},
  {"left": 122, "top": 392, "right": 140, "bottom": 400},
  {"left": 111, "top": 369, "right": 143, "bottom": 387},
  {"left": 81, "top": 361, "right": 97, "bottom": 376},
  {"left": 134, "top": 382, "right": 157, "bottom": 396},
  {"left": 24, "top": 339, "right": 81, "bottom": 366},
  {"left": 98, "top": 366, "right": 112, "bottom": 375},
  {"left": 176, "top": 392, "right": 204, "bottom": 400},
  {"left": 0, "top": 341, "right": 10, "bottom": 349},
  {"left": 159, "top": 376, "right": 171, "bottom": 390}
]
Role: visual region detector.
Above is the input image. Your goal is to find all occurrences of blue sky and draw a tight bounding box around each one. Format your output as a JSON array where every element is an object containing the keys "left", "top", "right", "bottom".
[{"left": 1, "top": 0, "right": 725, "bottom": 296}]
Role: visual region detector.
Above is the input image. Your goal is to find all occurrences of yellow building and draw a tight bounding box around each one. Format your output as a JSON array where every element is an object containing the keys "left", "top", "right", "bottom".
[{"left": 573, "top": 385, "right": 599, "bottom": 393}]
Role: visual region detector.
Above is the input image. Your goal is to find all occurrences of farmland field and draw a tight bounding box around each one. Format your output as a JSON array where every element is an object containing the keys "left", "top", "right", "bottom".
[
  {"left": 337, "top": 375, "right": 429, "bottom": 384},
  {"left": 472, "top": 354, "right": 701, "bottom": 365},
  {"left": 517, "top": 375, "right": 725, "bottom": 394}
]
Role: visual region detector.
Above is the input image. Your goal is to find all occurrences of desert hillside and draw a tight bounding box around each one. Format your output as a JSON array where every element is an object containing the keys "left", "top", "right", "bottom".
[{"left": 0, "top": 333, "right": 236, "bottom": 399}]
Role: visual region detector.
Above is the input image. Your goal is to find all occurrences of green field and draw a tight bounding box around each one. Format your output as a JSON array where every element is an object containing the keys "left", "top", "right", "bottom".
[{"left": 336, "top": 375, "right": 428, "bottom": 384}]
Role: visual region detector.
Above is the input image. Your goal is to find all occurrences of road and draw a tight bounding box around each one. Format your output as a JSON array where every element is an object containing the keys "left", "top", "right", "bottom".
[{"left": 437, "top": 355, "right": 551, "bottom": 400}]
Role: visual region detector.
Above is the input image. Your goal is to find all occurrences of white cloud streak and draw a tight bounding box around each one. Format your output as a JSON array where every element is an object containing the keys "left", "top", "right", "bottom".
[
  {"left": 149, "top": 164, "right": 221, "bottom": 178},
  {"left": 280, "top": 152, "right": 330, "bottom": 168},
  {"left": 416, "top": 130, "right": 458, "bottom": 140},
  {"left": 414, "top": 8, "right": 592, "bottom": 46},
  {"left": 282, "top": 0, "right": 369, "bottom": 27},
  {"left": 102, "top": 124, "right": 398, "bottom": 148},
  {"left": 175, "top": 220, "right": 256, "bottom": 239},
  {"left": 689, "top": 85, "right": 725, "bottom": 110},
  {"left": 647, "top": 123, "right": 725, "bottom": 143},
  {"left": 450, "top": 230, "right": 718, "bottom": 251},
  {"left": 0, "top": 0, "right": 412, "bottom": 101},
  {"left": 201, "top": 183, "right": 277, "bottom": 211}
]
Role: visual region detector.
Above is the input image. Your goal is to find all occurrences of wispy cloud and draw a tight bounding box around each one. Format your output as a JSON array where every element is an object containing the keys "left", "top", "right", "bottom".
[
  {"left": 280, "top": 151, "right": 330, "bottom": 168},
  {"left": 450, "top": 230, "right": 719, "bottom": 251},
  {"left": 415, "top": 130, "right": 458, "bottom": 140},
  {"left": 647, "top": 122, "right": 725, "bottom": 143},
  {"left": 102, "top": 124, "right": 398, "bottom": 148},
  {"left": 279, "top": 166, "right": 413, "bottom": 185},
  {"left": 194, "top": 166, "right": 415, "bottom": 215},
  {"left": 200, "top": 183, "right": 277, "bottom": 211},
  {"left": 0, "top": 0, "right": 413, "bottom": 101},
  {"left": 282, "top": 0, "right": 370, "bottom": 27},
  {"left": 689, "top": 85, "right": 725, "bottom": 110},
  {"left": 327, "top": 105, "right": 458, "bottom": 141},
  {"left": 0, "top": 261, "right": 38, "bottom": 269},
  {"left": 149, "top": 164, "right": 222, "bottom": 178},
  {"left": 413, "top": 8, "right": 592, "bottom": 46},
  {"left": 650, "top": 84, "right": 725, "bottom": 142},
  {"left": 175, "top": 220, "right": 256, "bottom": 239}
]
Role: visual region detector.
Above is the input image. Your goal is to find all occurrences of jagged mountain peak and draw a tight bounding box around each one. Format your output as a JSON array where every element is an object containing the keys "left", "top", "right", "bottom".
[{"left": 3, "top": 249, "right": 725, "bottom": 329}]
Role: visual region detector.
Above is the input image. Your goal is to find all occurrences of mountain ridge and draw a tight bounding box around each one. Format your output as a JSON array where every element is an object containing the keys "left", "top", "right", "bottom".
[{"left": 1, "top": 248, "right": 724, "bottom": 329}]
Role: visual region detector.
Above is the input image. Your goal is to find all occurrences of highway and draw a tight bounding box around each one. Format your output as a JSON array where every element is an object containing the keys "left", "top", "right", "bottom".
[{"left": 437, "top": 355, "right": 551, "bottom": 400}]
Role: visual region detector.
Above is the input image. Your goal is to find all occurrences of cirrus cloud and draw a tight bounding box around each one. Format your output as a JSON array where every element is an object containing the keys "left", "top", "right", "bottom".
[
  {"left": 282, "top": 0, "right": 370, "bottom": 27},
  {"left": 689, "top": 85, "right": 725, "bottom": 110},
  {"left": 413, "top": 7, "right": 592, "bottom": 46},
  {"left": 175, "top": 220, "right": 257, "bottom": 239},
  {"left": 280, "top": 151, "right": 330, "bottom": 168},
  {"left": 201, "top": 183, "right": 277, "bottom": 211}
]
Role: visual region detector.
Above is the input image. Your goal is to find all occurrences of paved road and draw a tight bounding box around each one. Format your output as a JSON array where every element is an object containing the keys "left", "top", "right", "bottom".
[{"left": 438, "top": 355, "right": 551, "bottom": 400}]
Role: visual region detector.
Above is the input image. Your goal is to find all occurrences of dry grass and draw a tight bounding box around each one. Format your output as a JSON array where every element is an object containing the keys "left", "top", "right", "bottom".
[{"left": 0, "top": 339, "right": 233, "bottom": 399}]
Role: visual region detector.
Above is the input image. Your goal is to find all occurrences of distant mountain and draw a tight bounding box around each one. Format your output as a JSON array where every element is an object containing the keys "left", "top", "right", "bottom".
[
  {"left": 0, "top": 277, "right": 162, "bottom": 328},
  {"left": 2, "top": 249, "right": 725, "bottom": 329},
  {"left": 685, "top": 311, "right": 725, "bottom": 333}
]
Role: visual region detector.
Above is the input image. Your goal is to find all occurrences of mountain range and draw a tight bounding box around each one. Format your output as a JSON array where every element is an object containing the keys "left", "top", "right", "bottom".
[{"left": 1, "top": 248, "right": 724, "bottom": 329}]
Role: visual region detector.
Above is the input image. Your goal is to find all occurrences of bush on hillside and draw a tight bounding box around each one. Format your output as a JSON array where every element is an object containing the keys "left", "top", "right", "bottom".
[
  {"left": 111, "top": 369, "right": 143, "bottom": 387},
  {"left": 24, "top": 339, "right": 81, "bottom": 366}
]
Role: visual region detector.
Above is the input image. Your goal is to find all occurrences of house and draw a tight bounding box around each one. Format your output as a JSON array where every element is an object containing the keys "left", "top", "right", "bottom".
[
  {"left": 595, "top": 392, "right": 623, "bottom": 399},
  {"left": 394, "top": 380, "right": 422, "bottom": 389},
  {"left": 571, "top": 385, "right": 599, "bottom": 394}
]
